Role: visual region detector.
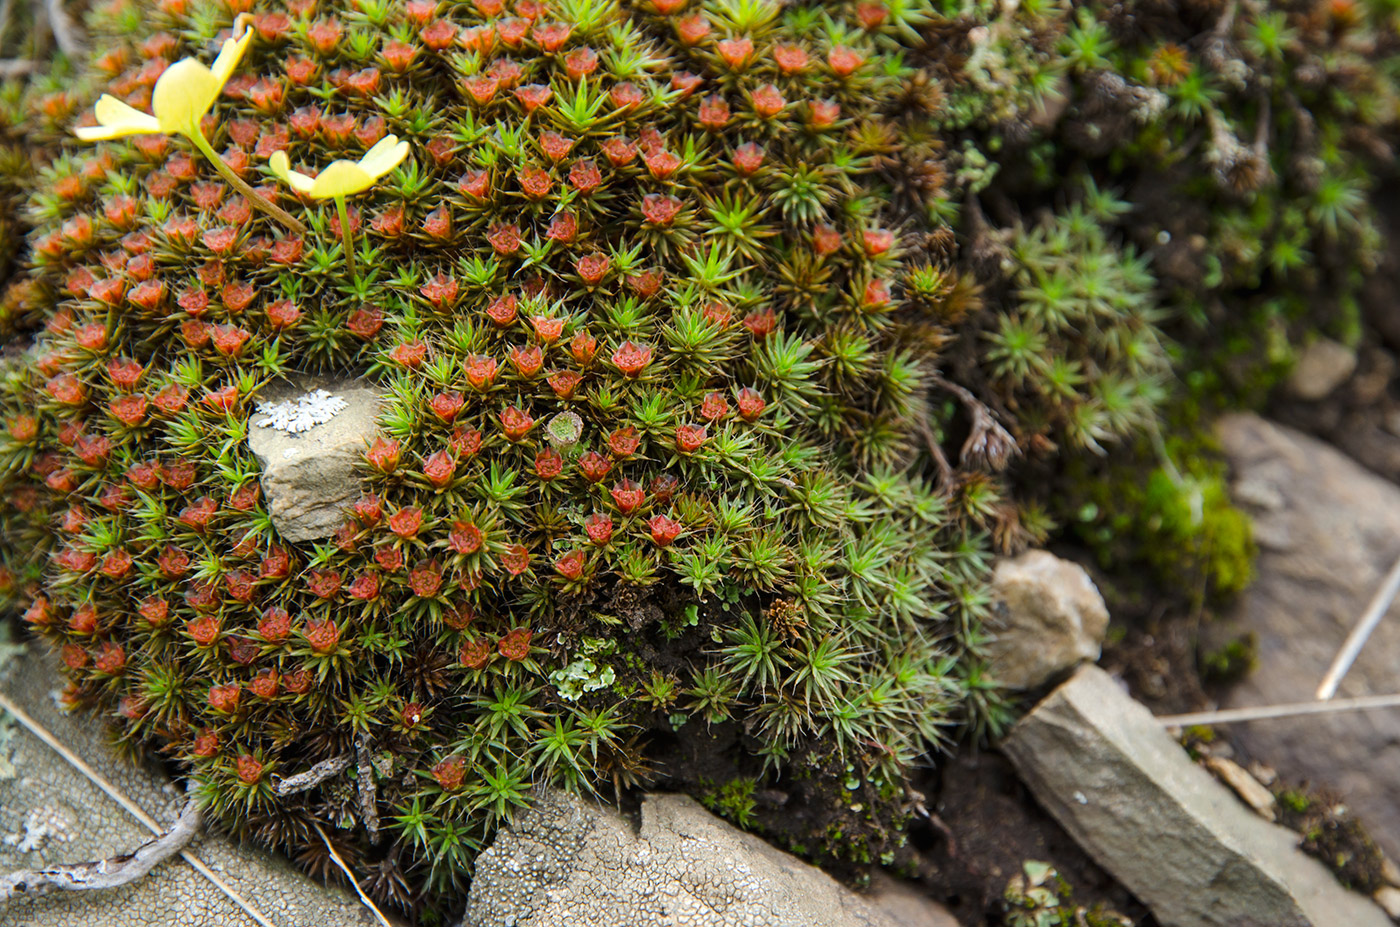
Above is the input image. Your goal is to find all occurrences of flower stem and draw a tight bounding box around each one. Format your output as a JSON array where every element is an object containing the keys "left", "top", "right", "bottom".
[
  {"left": 334, "top": 195, "right": 357, "bottom": 280},
  {"left": 187, "top": 128, "right": 307, "bottom": 236}
]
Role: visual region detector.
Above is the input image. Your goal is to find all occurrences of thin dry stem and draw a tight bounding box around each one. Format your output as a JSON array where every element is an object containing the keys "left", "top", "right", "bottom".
[
  {"left": 931, "top": 374, "right": 1019, "bottom": 472},
  {"left": 311, "top": 822, "right": 394, "bottom": 927},
  {"left": 356, "top": 734, "right": 380, "bottom": 843},
  {"left": 39, "top": 0, "right": 82, "bottom": 57},
  {"left": 1158, "top": 692, "right": 1400, "bottom": 728},
  {"left": 1316, "top": 550, "right": 1400, "bottom": 700}
]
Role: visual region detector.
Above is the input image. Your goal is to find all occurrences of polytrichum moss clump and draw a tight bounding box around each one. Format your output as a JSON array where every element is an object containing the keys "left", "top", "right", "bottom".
[
  {"left": 0, "top": 0, "right": 1011, "bottom": 916},
  {"left": 4, "top": 0, "right": 1400, "bottom": 917}
]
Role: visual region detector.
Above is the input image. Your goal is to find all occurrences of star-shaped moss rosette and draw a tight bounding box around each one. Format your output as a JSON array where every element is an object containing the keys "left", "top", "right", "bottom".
[
  {"left": 73, "top": 14, "right": 306, "bottom": 234},
  {"left": 269, "top": 136, "right": 411, "bottom": 276}
]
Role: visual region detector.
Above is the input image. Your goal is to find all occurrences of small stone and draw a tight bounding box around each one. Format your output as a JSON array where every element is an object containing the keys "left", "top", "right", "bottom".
[
  {"left": 1203, "top": 755, "right": 1277, "bottom": 822},
  {"left": 1375, "top": 886, "right": 1400, "bottom": 920},
  {"left": 247, "top": 377, "right": 382, "bottom": 543},
  {"left": 1249, "top": 761, "right": 1278, "bottom": 787},
  {"left": 984, "top": 550, "right": 1109, "bottom": 690},
  {"left": 1287, "top": 337, "right": 1357, "bottom": 401}
]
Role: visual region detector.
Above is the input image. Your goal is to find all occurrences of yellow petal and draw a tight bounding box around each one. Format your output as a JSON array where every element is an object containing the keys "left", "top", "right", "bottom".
[
  {"left": 210, "top": 16, "right": 256, "bottom": 87},
  {"left": 269, "top": 151, "right": 316, "bottom": 195},
  {"left": 357, "top": 135, "right": 410, "bottom": 181},
  {"left": 308, "top": 161, "right": 374, "bottom": 199},
  {"left": 74, "top": 94, "right": 162, "bottom": 140},
  {"left": 151, "top": 58, "right": 222, "bottom": 135}
]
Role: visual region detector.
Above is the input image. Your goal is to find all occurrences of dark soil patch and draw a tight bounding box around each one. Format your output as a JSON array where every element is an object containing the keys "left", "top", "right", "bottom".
[
  {"left": 1053, "top": 542, "right": 1215, "bottom": 716},
  {"left": 907, "top": 750, "right": 1157, "bottom": 927}
]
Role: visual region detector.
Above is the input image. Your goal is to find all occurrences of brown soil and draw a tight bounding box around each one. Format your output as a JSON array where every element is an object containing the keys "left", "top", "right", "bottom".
[{"left": 907, "top": 750, "right": 1157, "bottom": 926}]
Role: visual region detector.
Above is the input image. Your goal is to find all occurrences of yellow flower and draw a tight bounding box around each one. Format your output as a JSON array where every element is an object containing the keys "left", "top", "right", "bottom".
[
  {"left": 75, "top": 16, "right": 254, "bottom": 140},
  {"left": 268, "top": 136, "right": 412, "bottom": 200},
  {"left": 269, "top": 136, "right": 411, "bottom": 277}
]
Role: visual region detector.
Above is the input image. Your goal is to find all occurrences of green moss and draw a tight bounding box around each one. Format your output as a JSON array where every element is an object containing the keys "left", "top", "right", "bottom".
[
  {"left": 2, "top": 0, "right": 1399, "bottom": 912},
  {"left": 1274, "top": 781, "right": 1387, "bottom": 893},
  {"left": 1138, "top": 468, "right": 1255, "bottom": 599},
  {"left": 698, "top": 776, "right": 759, "bottom": 829},
  {"left": 1201, "top": 632, "right": 1258, "bottom": 685},
  {"left": 1069, "top": 450, "right": 1255, "bottom": 606}
]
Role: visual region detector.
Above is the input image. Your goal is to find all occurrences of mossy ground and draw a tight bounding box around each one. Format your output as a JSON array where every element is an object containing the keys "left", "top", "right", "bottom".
[{"left": 0, "top": 0, "right": 1399, "bottom": 920}]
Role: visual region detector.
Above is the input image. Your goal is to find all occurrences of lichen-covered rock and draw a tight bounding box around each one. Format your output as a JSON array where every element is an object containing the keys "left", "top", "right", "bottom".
[
  {"left": 984, "top": 550, "right": 1108, "bottom": 690},
  {"left": 1002, "top": 664, "right": 1393, "bottom": 927},
  {"left": 0, "top": 645, "right": 375, "bottom": 927},
  {"left": 246, "top": 378, "right": 382, "bottom": 542},
  {"left": 463, "top": 789, "right": 912, "bottom": 927}
]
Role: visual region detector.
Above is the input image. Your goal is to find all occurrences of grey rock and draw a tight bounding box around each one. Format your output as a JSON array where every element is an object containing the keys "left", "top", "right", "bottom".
[
  {"left": 1287, "top": 337, "right": 1358, "bottom": 401},
  {"left": 863, "top": 872, "right": 959, "bottom": 927},
  {"left": 984, "top": 550, "right": 1109, "bottom": 690},
  {"left": 0, "top": 644, "right": 377, "bottom": 927},
  {"left": 1002, "top": 664, "right": 1393, "bottom": 927},
  {"left": 246, "top": 377, "right": 381, "bottom": 542},
  {"left": 463, "top": 789, "right": 924, "bottom": 927},
  {"left": 1215, "top": 414, "right": 1400, "bottom": 861}
]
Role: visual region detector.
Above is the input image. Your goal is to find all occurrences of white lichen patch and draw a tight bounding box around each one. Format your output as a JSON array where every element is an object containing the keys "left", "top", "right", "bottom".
[
  {"left": 4, "top": 806, "right": 74, "bottom": 853},
  {"left": 254, "top": 390, "right": 348, "bottom": 435}
]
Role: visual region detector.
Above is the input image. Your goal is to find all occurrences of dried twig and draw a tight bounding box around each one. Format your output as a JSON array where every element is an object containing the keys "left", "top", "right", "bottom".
[
  {"left": 0, "top": 59, "right": 35, "bottom": 77},
  {"left": 930, "top": 374, "right": 1019, "bottom": 472},
  {"left": 1158, "top": 692, "right": 1400, "bottom": 728},
  {"left": 355, "top": 734, "right": 379, "bottom": 842},
  {"left": 39, "top": 0, "right": 82, "bottom": 57},
  {"left": 0, "top": 690, "right": 280, "bottom": 927},
  {"left": 1315, "top": 550, "right": 1400, "bottom": 700},
  {"left": 926, "top": 812, "right": 958, "bottom": 858},
  {"left": 311, "top": 822, "right": 394, "bottom": 927},
  {"left": 1, "top": 790, "right": 202, "bottom": 901},
  {"left": 916, "top": 414, "right": 955, "bottom": 489},
  {"left": 274, "top": 753, "right": 353, "bottom": 797}
]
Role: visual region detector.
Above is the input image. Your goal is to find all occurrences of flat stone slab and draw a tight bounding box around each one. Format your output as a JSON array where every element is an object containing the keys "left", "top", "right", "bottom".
[
  {"left": 463, "top": 789, "right": 935, "bottom": 927},
  {"left": 1216, "top": 413, "right": 1400, "bottom": 861},
  {"left": 1002, "top": 664, "right": 1392, "bottom": 927},
  {"left": 246, "top": 377, "right": 381, "bottom": 543},
  {"left": 0, "top": 644, "right": 376, "bottom": 927}
]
